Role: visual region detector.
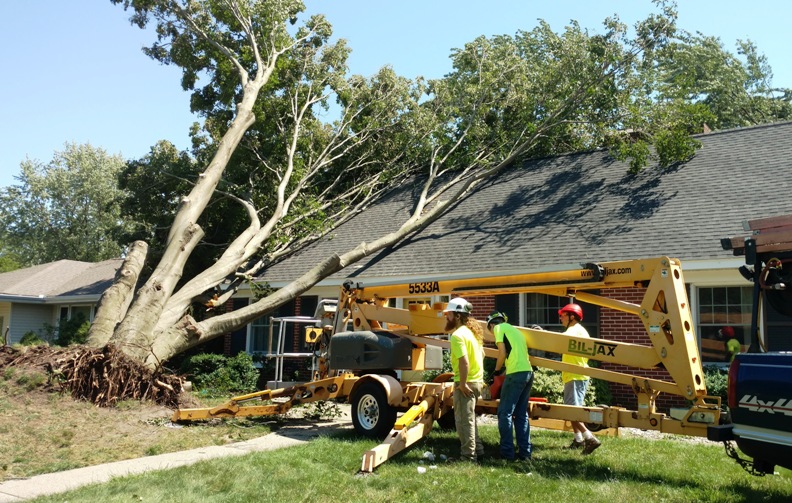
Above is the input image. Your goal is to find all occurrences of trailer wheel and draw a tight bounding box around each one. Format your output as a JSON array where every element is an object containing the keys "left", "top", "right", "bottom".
[
  {"left": 436, "top": 411, "right": 456, "bottom": 430},
  {"left": 431, "top": 373, "right": 455, "bottom": 430},
  {"left": 351, "top": 381, "right": 397, "bottom": 439}
]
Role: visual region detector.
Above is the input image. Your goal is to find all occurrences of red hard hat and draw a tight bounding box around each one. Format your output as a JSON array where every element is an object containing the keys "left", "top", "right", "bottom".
[
  {"left": 721, "top": 326, "right": 735, "bottom": 338},
  {"left": 558, "top": 303, "right": 583, "bottom": 321}
]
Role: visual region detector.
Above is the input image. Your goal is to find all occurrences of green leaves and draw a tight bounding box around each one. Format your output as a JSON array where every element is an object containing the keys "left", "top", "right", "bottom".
[{"left": 0, "top": 143, "right": 132, "bottom": 265}]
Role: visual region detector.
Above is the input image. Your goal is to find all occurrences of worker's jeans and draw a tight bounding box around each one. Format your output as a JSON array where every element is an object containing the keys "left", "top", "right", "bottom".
[
  {"left": 453, "top": 382, "right": 484, "bottom": 461},
  {"left": 497, "top": 370, "right": 533, "bottom": 460}
]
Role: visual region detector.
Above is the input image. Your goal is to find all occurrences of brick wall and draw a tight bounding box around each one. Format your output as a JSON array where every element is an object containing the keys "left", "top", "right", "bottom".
[
  {"left": 467, "top": 295, "right": 495, "bottom": 320},
  {"left": 599, "top": 287, "right": 688, "bottom": 412}
]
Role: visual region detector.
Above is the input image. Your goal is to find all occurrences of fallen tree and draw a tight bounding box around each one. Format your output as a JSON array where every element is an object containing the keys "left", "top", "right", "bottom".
[{"left": 30, "top": 1, "right": 761, "bottom": 401}]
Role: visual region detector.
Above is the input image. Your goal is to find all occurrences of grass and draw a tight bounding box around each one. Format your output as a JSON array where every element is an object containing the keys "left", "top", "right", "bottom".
[
  {"left": 2, "top": 368, "right": 790, "bottom": 502},
  {"left": 0, "top": 369, "right": 276, "bottom": 482},
  {"left": 27, "top": 425, "right": 792, "bottom": 503}
]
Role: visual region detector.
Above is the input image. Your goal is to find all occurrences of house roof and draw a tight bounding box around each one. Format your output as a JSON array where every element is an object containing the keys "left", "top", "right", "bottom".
[
  {"left": 261, "top": 121, "right": 792, "bottom": 284},
  {"left": 4, "top": 122, "right": 790, "bottom": 301},
  {"left": 0, "top": 259, "right": 122, "bottom": 302}
]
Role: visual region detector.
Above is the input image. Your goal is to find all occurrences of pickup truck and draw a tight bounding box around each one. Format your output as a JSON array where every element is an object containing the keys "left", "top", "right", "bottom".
[
  {"left": 708, "top": 216, "right": 792, "bottom": 475},
  {"left": 709, "top": 353, "right": 792, "bottom": 474}
]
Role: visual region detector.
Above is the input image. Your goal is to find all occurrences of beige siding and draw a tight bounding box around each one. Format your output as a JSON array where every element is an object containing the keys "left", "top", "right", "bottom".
[{"left": 0, "top": 302, "right": 9, "bottom": 344}]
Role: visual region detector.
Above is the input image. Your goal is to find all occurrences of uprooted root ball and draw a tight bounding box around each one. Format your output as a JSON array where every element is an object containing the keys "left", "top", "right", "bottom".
[{"left": 0, "top": 344, "right": 184, "bottom": 407}]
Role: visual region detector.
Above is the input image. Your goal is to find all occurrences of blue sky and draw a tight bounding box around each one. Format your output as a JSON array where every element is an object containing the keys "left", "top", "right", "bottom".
[{"left": 1, "top": 1, "right": 790, "bottom": 189}]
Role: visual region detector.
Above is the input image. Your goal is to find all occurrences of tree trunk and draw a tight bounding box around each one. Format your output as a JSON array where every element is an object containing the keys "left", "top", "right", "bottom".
[{"left": 86, "top": 241, "right": 148, "bottom": 346}]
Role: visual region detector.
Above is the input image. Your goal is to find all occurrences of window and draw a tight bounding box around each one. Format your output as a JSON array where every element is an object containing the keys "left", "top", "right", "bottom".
[
  {"left": 248, "top": 299, "right": 298, "bottom": 354},
  {"left": 71, "top": 306, "right": 92, "bottom": 323},
  {"left": 523, "top": 293, "right": 599, "bottom": 337},
  {"left": 697, "top": 286, "right": 751, "bottom": 363},
  {"left": 58, "top": 305, "right": 93, "bottom": 322},
  {"left": 249, "top": 315, "right": 274, "bottom": 354}
]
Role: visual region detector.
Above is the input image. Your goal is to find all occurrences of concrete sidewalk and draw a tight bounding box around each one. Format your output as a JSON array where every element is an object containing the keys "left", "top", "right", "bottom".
[{"left": 0, "top": 417, "right": 352, "bottom": 502}]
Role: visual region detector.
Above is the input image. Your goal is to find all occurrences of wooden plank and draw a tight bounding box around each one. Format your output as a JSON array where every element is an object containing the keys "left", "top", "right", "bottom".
[
  {"left": 755, "top": 242, "right": 792, "bottom": 254},
  {"left": 750, "top": 230, "right": 792, "bottom": 247},
  {"left": 723, "top": 229, "right": 792, "bottom": 254},
  {"left": 746, "top": 214, "right": 792, "bottom": 232}
]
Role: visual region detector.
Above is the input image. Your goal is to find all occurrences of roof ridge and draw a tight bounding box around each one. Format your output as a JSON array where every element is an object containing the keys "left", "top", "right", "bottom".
[{"left": 692, "top": 120, "right": 792, "bottom": 139}]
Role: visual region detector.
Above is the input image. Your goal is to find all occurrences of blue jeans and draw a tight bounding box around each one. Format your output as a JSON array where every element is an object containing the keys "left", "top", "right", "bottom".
[{"left": 497, "top": 370, "right": 533, "bottom": 460}]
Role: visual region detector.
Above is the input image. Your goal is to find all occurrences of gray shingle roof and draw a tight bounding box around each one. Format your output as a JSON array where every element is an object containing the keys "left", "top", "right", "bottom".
[
  {"left": 261, "top": 121, "right": 792, "bottom": 283},
  {"left": 0, "top": 259, "right": 122, "bottom": 300}
]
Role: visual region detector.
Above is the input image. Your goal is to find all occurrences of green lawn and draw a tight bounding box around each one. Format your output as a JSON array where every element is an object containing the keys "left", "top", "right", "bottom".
[{"left": 32, "top": 426, "right": 792, "bottom": 503}]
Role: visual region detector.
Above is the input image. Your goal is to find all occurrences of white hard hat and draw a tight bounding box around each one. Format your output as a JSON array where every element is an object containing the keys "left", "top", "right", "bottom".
[{"left": 443, "top": 297, "right": 472, "bottom": 314}]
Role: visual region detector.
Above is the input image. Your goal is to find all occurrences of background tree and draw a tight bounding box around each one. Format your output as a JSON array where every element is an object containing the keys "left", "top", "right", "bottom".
[
  {"left": 0, "top": 251, "right": 21, "bottom": 273},
  {"left": 88, "top": 0, "right": 788, "bottom": 375},
  {"left": 0, "top": 143, "right": 132, "bottom": 266},
  {"left": 657, "top": 32, "right": 792, "bottom": 129}
]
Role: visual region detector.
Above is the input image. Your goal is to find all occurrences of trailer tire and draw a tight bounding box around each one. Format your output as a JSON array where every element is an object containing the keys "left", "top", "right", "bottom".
[
  {"left": 436, "top": 411, "right": 456, "bottom": 430},
  {"left": 351, "top": 381, "right": 397, "bottom": 439}
]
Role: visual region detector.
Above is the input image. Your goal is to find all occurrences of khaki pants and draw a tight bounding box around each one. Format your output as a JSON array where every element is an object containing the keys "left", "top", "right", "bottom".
[{"left": 453, "top": 382, "right": 484, "bottom": 461}]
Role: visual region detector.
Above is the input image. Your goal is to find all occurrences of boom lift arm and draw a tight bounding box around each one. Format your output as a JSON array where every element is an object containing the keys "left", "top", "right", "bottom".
[{"left": 174, "top": 256, "right": 719, "bottom": 471}]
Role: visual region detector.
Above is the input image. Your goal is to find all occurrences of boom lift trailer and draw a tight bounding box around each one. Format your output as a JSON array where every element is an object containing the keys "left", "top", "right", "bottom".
[{"left": 173, "top": 256, "right": 721, "bottom": 472}]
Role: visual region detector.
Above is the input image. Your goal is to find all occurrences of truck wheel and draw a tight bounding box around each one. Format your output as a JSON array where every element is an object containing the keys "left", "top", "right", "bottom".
[{"left": 351, "top": 381, "right": 397, "bottom": 439}]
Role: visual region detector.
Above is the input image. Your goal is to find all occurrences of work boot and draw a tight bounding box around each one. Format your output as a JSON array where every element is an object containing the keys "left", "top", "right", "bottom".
[
  {"left": 567, "top": 439, "right": 585, "bottom": 449},
  {"left": 581, "top": 436, "right": 601, "bottom": 455}
]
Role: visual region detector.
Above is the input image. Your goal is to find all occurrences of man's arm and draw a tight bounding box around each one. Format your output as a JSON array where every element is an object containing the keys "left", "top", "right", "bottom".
[
  {"left": 458, "top": 355, "right": 472, "bottom": 397},
  {"left": 495, "top": 342, "right": 507, "bottom": 374}
]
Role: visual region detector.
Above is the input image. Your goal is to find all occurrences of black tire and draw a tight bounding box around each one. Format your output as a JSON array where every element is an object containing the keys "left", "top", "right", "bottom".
[
  {"left": 431, "top": 372, "right": 456, "bottom": 430},
  {"left": 436, "top": 411, "right": 456, "bottom": 430},
  {"left": 350, "top": 380, "right": 397, "bottom": 439}
]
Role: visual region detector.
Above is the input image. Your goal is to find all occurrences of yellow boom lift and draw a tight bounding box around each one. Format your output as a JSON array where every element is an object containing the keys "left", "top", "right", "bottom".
[{"left": 173, "top": 256, "right": 721, "bottom": 472}]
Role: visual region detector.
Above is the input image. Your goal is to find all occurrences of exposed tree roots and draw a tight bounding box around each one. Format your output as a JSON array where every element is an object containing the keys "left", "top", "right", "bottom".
[{"left": 0, "top": 344, "right": 184, "bottom": 407}]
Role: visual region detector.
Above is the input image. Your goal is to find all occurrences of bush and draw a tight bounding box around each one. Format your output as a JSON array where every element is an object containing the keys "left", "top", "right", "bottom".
[
  {"left": 19, "top": 331, "right": 45, "bottom": 346},
  {"left": 180, "top": 352, "right": 259, "bottom": 397},
  {"left": 530, "top": 366, "right": 610, "bottom": 406},
  {"left": 701, "top": 364, "right": 728, "bottom": 405},
  {"left": 422, "top": 348, "right": 504, "bottom": 384},
  {"left": 55, "top": 314, "right": 90, "bottom": 346}
]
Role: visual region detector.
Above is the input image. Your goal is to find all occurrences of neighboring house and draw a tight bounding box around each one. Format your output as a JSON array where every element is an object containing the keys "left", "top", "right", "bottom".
[
  {"left": 256, "top": 121, "right": 792, "bottom": 409},
  {"left": 0, "top": 259, "right": 121, "bottom": 344}
]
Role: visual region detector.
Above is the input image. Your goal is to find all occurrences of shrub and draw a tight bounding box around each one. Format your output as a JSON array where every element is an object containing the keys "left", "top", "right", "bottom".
[
  {"left": 19, "top": 331, "right": 45, "bottom": 346},
  {"left": 701, "top": 364, "right": 728, "bottom": 405},
  {"left": 180, "top": 352, "right": 259, "bottom": 397},
  {"left": 55, "top": 314, "right": 90, "bottom": 346},
  {"left": 530, "top": 366, "right": 610, "bottom": 406}
]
